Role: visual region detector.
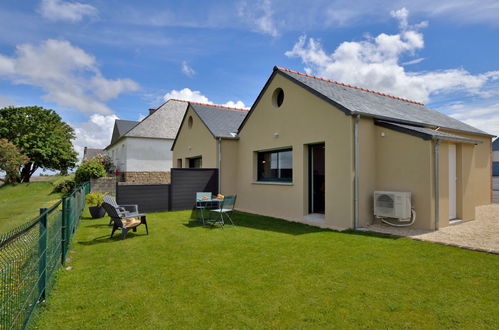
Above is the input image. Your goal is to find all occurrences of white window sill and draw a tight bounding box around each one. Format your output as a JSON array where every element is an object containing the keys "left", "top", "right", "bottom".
[{"left": 252, "top": 181, "right": 293, "bottom": 186}]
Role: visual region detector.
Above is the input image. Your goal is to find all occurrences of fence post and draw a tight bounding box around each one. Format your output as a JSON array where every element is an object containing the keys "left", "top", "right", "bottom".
[
  {"left": 61, "top": 198, "right": 67, "bottom": 264},
  {"left": 66, "top": 196, "right": 73, "bottom": 249},
  {"left": 38, "top": 208, "right": 48, "bottom": 302}
]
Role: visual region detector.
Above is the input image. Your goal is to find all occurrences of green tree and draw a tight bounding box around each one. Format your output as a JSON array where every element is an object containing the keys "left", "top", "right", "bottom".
[
  {"left": 0, "top": 106, "right": 78, "bottom": 182},
  {"left": 0, "top": 139, "right": 29, "bottom": 183}
]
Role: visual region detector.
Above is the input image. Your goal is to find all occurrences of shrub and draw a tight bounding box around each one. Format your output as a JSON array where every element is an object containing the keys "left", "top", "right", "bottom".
[
  {"left": 53, "top": 178, "right": 76, "bottom": 195},
  {"left": 85, "top": 192, "right": 107, "bottom": 207},
  {"left": 75, "top": 159, "right": 106, "bottom": 184},
  {"left": 0, "top": 138, "right": 29, "bottom": 184},
  {"left": 93, "top": 154, "right": 115, "bottom": 174}
]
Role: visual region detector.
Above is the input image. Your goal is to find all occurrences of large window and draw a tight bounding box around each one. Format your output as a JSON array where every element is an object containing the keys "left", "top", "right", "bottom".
[
  {"left": 188, "top": 157, "right": 202, "bottom": 168},
  {"left": 257, "top": 148, "right": 292, "bottom": 182}
]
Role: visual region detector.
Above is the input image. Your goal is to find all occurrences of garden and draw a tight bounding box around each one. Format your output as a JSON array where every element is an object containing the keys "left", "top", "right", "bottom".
[{"left": 32, "top": 209, "right": 499, "bottom": 329}]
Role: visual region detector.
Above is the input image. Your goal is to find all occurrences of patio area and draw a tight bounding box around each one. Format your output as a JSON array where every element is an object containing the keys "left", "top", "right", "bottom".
[
  {"left": 32, "top": 209, "right": 499, "bottom": 329},
  {"left": 366, "top": 204, "right": 499, "bottom": 253}
]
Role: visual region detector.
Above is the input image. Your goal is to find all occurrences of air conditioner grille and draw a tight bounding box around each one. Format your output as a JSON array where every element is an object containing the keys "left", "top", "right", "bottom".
[{"left": 377, "top": 194, "right": 394, "bottom": 209}]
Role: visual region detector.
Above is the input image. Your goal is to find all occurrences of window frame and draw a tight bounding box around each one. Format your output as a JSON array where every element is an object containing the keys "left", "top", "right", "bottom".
[
  {"left": 188, "top": 156, "right": 202, "bottom": 168},
  {"left": 256, "top": 148, "right": 293, "bottom": 183}
]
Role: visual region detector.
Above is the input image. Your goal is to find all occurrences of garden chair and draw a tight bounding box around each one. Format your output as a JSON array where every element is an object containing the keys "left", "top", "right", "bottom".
[
  {"left": 102, "top": 195, "right": 148, "bottom": 240},
  {"left": 208, "top": 195, "right": 237, "bottom": 228},
  {"left": 195, "top": 192, "right": 212, "bottom": 225}
]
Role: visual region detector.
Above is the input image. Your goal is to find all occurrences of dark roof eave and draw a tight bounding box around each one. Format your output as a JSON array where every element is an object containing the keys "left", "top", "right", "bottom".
[
  {"left": 375, "top": 121, "right": 483, "bottom": 144},
  {"left": 432, "top": 136, "right": 483, "bottom": 145},
  {"left": 355, "top": 111, "right": 494, "bottom": 138},
  {"left": 216, "top": 136, "right": 240, "bottom": 140}
]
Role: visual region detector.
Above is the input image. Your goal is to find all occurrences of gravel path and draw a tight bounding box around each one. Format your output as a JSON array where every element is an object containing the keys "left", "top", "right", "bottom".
[{"left": 367, "top": 204, "right": 499, "bottom": 253}]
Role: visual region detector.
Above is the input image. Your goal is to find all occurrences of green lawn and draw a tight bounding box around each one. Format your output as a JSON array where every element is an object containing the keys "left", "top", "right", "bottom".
[
  {"left": 0, "top": 178, "right": 64, "bottom": 234},
  {"left": 33, "top": 210, "right": 499, "bottom": 329}
]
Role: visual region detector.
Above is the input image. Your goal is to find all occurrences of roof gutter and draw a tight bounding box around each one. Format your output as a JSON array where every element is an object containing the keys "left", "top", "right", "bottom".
[
  {"left": 217, "top": 137, "right": 222, "bottom": 194},
  {"left": 434, "top": 139, "right": 440, "bottom": 231},
  {"left": 353, "top": 114, "right": 360, "bottom": 229}
]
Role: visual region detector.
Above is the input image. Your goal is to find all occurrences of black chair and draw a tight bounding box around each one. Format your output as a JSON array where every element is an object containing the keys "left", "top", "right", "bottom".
[{"left": 102, "top": 195, "right": 148, "bottom": 240}]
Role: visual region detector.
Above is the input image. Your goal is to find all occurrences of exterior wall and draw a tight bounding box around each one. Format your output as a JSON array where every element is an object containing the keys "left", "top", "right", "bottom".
[
  {"left": 220, "top": 139, "right": 239, "bottom": 195},
  {"left": 358, "top": 118, "right": 377, "bottom": 227},
  {"left": 125, "top": 138, "right": 173, "bottom": 172},
  {"left": 122, "top": 171, "right": 171, "bottom": 184},
  {"left": 106, "top": 137, "right": 173, "bottom": 175},
  {"left": 372, "top": 125, "right": 435, "bottom": 230},
  {"left": 90, "top": 177, "right": 116, "bottom": 195},
  {"left": 359, "top": 121, "right": 491, "bottom": 230},
  {"left": 172, "top": 107, "right": 218, "bottom": 168},
  {"left": 106, "top": 139, "right": 127, "bottom": 172},
  {"left": 436, "top": 131, "right": 492, "bottom": 226},
  {"left": 236, "top": 73, "right": 354, "bottom": 230}
]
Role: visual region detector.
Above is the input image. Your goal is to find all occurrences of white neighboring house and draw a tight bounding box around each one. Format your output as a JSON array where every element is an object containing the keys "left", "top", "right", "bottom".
[{"left": 105, "top": 99, "right": 188, "bottom": 183}]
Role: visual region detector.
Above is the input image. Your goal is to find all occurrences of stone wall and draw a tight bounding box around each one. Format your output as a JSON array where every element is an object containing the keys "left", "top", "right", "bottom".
[
  {"left": 90, "top": 177, "right": 116, "bottom": 195},
  {"left": 122, "top": 171, "right": 171, "bottom": 184}
]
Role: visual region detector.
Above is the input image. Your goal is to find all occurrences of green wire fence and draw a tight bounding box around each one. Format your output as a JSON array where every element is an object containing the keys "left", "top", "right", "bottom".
[{"left": 0, "top": 181, "right": 90, "bottom": 329}]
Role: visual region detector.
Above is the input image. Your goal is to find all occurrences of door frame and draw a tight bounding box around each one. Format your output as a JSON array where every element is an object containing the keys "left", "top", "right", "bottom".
[
  {"left": 448, "top": 144, "right": 457, "bottom": 220},
  {"left": 308, "top": 143, "right": 325, "bottom": 214}
]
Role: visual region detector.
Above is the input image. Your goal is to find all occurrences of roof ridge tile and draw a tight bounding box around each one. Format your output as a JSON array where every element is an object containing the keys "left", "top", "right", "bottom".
[
  {"left": 274, "top": 66, "right": 425, "bottom": 106},
  {"left": 169, "top": 98, "right": 249, "bottom": 112}
]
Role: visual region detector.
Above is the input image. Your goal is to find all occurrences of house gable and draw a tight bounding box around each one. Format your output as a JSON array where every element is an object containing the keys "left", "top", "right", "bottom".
[
  {"left": 235, "top": 70, "right": 355, "bottom": 229},
  {"left": 172, "top": 106, "right": 218, "bottom": 168}
]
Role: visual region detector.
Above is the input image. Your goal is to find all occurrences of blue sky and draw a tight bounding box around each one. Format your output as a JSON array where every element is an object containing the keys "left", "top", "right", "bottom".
[{"left": 0, "top": 0, "right": 498, "bottom": 160}]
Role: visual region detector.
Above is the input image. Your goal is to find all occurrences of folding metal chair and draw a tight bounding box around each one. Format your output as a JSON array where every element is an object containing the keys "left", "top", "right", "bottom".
[
  {"left": 208, "top": 195, "right": 237, "bottom": 228},
  {"left": 195, "top": 192, "right": 212, "bottom": 225}
]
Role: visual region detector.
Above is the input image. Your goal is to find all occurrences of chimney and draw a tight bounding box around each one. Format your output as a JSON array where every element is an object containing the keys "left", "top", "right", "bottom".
[{"left": 148, "top": 108, "right": 156, "bottom": 115}]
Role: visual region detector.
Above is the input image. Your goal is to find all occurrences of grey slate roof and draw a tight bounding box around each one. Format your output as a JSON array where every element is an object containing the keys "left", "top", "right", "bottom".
[
  {"left": 110, "top": 120, "right": 139, "bottom": 145},
  {"left": 375, "top": 121, "right": 483, "bottom": 144},
  {"left": 493, "top": 138, "right": 499, "bottom": 151},
  {"left": 83, "top": 148, "right": 104, "bottom": 160},
  {"left": 190, "top": 103, "right": 249, "bottom": 138},
  {"left": 125, "top": 99, "right": 188, "bottom": 139},
  {"left": 276, "top": 67, "right": 492, "bottom": 137}
]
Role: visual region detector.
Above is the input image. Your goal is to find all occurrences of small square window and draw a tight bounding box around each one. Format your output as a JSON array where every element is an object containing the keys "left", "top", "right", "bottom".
[
  {"left": 257, "top": 148, "right": 292, "bottom": 182},
  {"left": 188, "top": 157, "right": 202, "bottom": 168}
]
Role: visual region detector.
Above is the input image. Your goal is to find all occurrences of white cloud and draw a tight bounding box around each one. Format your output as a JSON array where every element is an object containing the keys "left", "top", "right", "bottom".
[
  {"left": 223, "top": 100, "right": 246, "bottom": 108},
  {"left": 402, "top": 57, "right": 425, "bottom": 65},
  {"left": 322, "top": 0, "right": 499, "bottom": 28},
  {"left": 0, "top": 96, "right": 15, "bottom": 108},
  {"left": 164, "top": 88, "right": 211, "bottom": 104},
  {"left": 163, "top": 88, "right": 247, "bottom": 108},
  {"left": 72, "top": 113, "right": 118, "bottom": 159},
  {"left": 0, "top": 39, "right": 139, "bottom": 114},
  {"left": 238, "top": 0, "right": 279, "bottom": 37},
  {"left": 285, "top": 8, "right": 499, "bottom": 104},
  {"left": 445, "top": 102, "right": 499, "bottom": 137},
  {"left": 39, "top": 0, "right": 98, "bottom": 22},
  {"left": 181, "top": 61, "right": 196, "bottom": 77}
]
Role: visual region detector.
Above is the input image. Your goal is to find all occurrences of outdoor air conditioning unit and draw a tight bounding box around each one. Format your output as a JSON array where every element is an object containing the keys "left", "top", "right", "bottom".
[{"left": 373, "top": 191, "right": 412, "bottom": 220}]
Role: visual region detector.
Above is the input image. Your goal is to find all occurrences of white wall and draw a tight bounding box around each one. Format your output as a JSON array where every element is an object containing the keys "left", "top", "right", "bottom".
[{"left": 106, "top": 137, "right": 173, "bottom": 172}]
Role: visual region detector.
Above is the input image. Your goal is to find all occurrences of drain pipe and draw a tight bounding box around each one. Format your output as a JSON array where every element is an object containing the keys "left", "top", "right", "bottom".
[
  {"left": 354, "top": 115, "right": 360, "bottom": 229},
  {"left": 434, "top": 139, "right": 440, "bottom": 230},
  {"left": 217, "top": 137, "right": 222, "bottom": 194}
]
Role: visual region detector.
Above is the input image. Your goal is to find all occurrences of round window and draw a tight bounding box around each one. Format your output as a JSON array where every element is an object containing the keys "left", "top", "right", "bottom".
[
  {"left": 188, "top": 116, "right": 193, "bottom": 129},
  {"left": 272, "top": 88, "right": 284, "bottom": 108}
]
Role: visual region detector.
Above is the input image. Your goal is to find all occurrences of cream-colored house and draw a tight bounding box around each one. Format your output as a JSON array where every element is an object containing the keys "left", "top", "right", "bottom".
[
  {"left": 173, "top": 66, "right": 494, "bottom": 231},
  {"left": 171, "top": 102, "right": 249, "bottom": 194}
]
